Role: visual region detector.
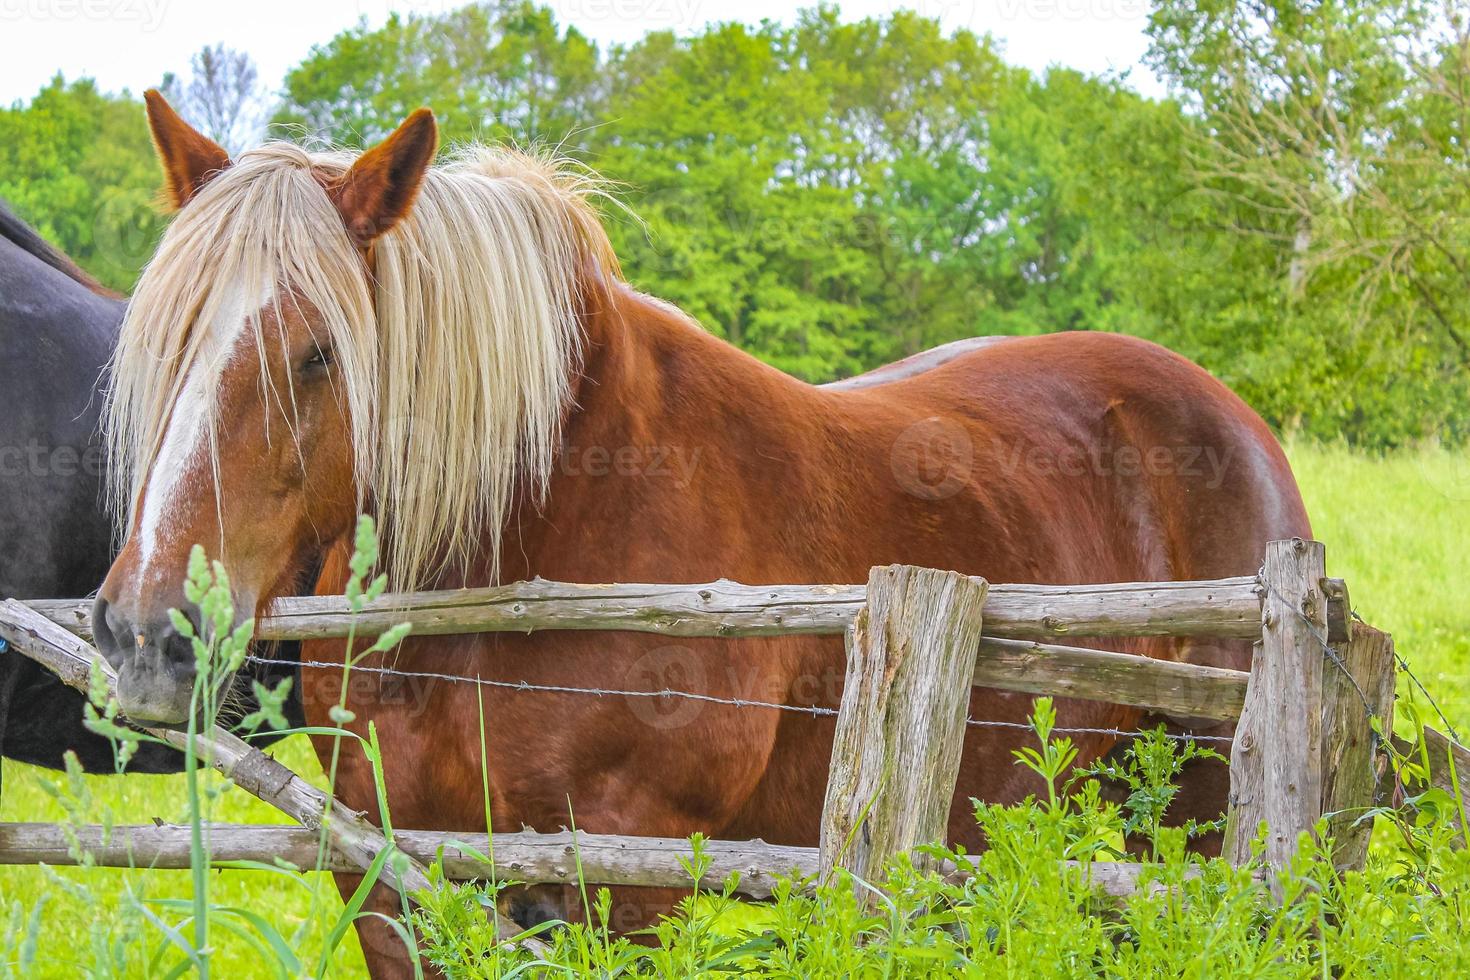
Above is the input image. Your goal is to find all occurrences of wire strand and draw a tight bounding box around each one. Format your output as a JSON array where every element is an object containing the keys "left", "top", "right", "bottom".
[{"left": 246, "top": 655, "right": 1235, "bottom": 745}]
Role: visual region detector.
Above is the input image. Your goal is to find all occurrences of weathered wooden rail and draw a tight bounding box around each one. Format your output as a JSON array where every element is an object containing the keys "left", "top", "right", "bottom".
[
  {"left": 26, "top": 574, "right": 1336, "bottom": 724},
  {"left": 0, "top": 538, "right": 1448, "bottom": 925},
  {"left": 29, "top": 573, "right": 1349, "bottom": 644},
  {"left": 0, "top": 823, "right": 1223, "bottom": 901}
]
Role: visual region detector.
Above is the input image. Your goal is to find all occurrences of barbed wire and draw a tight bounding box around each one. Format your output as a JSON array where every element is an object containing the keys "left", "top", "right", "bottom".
[
  {"left": 248, "top": 569, "right": 1458, "bottom": 758},
  {"left": 1396, "top": 655, "right": 1462, "bottom": 744},
  {"left": 1349, "top": 606, "right": 1468, "bottom": 745},
  {"left": 245, "top": 655, "right": 1236, "bottom": 745},
  {"left": 1263, "top": 581, "right": 1466, "bottom": 756},
  {"left": 1261, "top": 581, "right": 1378, "bottom": 719},
  {"left": 1258, "top": 578, "right": 1464, "bottom": 811}
]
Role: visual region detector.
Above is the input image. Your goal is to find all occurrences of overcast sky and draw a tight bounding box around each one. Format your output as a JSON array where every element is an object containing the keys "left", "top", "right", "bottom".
[{"left": 0, "top": 0, "right": 1164, "bottom": 107}]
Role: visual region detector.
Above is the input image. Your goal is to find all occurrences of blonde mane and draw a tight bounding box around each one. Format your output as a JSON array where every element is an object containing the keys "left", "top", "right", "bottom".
[{"left": 105, "top": 141, "right": 620, "bottom": 588}]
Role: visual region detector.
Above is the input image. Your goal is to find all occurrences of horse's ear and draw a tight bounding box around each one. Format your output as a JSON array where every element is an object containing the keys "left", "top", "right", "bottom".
[
  {"left": 143, "top": 89, "right": 231, "bottom": 211},
  {"left": 328, "top": 109, "right": 438, "bottom": 247}
]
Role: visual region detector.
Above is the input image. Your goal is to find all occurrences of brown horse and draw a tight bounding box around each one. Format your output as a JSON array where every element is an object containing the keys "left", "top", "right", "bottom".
[{"left": 93, "top": 95, "right": 1309, "bottom": 977}]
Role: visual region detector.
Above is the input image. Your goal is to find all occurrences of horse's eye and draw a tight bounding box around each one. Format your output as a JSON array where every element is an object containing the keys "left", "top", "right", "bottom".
[{"left": 302, "top": 346, "right": 335, "bottom": 373}]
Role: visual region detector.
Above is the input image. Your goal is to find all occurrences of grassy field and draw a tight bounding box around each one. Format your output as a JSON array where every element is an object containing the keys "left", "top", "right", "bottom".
[
  {"left": 1289, "top": 442, "right": 1470, "bottom": 730},
  {"left": 1, "top": 442, "right": 1467, "bottom": 977},
  {"left": 0, "top": 737, "right": 370, "bottom": 977}
]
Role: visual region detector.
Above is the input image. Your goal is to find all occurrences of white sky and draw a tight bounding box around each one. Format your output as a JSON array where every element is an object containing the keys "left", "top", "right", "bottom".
[{"left": 0, "top": 0, "right": 1164, "bottom": 107}]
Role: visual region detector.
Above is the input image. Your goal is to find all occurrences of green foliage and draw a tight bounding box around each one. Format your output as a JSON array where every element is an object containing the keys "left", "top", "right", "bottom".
[
  {"left": 1080, "top": 726, "right": 1226, "bottom": 855},
  {"left": 0, "top": 738, "right": 367, "bottom": 978},
  {"left": 0, "top": 524, "right": 413, "bottom": 978},
  {"left": 273, "top": 1, "right": 599, "bottom": 147},
  {"left": 0, "top": 76, "right": 165, "bottom": 290},
  {"left": 1146, "top": 0, "right": 1470, "bottom": 445},
  {"left": 1012, "top": 696, "right": 1080, "bottom": 810},
  {"left": 266, "top": 1, "right": 1470, "bottom": 443},
  {"left": 407, "top": 698, "right": 1470, "bottom": 977},
  {"left": 4, "top": 3, "right": 1466, "bottom": 444},
  {"left": 1290, "top": 441, "right": 1470, "bottom": 727}
]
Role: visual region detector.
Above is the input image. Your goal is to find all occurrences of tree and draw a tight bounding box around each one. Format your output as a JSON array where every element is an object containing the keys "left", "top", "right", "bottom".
[
  {"left": 8, "top": 1, "right": 1464, "bottom": 445},
  {"left": 159, "top": 44, "right": 266, "bottom": 155},
  {"left": 274, "top": 2, "right": 599, "bottom": 147},
  {"left": 0, "top": 76, "right": 165, "bottom": 290},
  {"left": 1147, "top": 0, "right": 1470, "bottom": 444}
]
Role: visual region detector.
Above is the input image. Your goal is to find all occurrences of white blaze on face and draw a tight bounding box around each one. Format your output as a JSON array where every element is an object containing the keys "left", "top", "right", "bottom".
[{"left": 137, "top": 282, "right": 271, "bottom": 566}]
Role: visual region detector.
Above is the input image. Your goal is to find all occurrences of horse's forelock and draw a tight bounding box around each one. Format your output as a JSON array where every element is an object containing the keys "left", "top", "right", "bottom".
[
  {"left": 105, "top": 147, "right": 371, "bottom": 544},
  {"left": 106, "top": 140, "right": 621, "bottom": 592}
]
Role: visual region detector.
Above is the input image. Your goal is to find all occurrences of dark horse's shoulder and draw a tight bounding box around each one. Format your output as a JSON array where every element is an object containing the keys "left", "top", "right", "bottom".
[
  {"left": 829, "top": 333, "right": 1217, "bottom": 393},
  {"left": 0, "top": 225, "right": 123, "bottom": 393},
  {"left": 821, "top": 336, "right": 1019, "bottom": 391}
]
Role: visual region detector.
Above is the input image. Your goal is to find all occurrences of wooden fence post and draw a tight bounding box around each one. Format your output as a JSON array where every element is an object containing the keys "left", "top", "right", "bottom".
[
  {"left": 1320, "top": 624, "right": 1395, "bottom": 871},
  {"left": 819, "top": 565, "right": 988, "bottom": 899},
  {"left": 1224, "top": 538, "right": 1328, "bottom": 869}
]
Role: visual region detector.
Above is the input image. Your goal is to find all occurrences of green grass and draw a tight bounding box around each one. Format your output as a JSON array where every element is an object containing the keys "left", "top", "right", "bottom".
[
  {"left": 0, "top": 738, "right": 370, "bottom": 978},
  {"left": 1, "top": 442, "right": 1467, "bottom": 977},
  {"left": 1289, "top": 442, "right": 1470, "bottom": 733}
]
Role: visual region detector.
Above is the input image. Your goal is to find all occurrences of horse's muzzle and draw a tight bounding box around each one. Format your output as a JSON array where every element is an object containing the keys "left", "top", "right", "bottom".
[{"left": 92, "top": 596, "right": 198, "bottom": 725}]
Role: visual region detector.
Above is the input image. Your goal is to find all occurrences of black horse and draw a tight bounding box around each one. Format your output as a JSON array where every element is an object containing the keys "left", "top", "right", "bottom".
[{"left": 0, "top": 202, "right": 299, "bottom": 790}]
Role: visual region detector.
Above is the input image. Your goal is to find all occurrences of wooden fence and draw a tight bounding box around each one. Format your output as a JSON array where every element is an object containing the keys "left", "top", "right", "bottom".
[{"left": 0, "top": 537, "right": 1462, "bottom": 925}]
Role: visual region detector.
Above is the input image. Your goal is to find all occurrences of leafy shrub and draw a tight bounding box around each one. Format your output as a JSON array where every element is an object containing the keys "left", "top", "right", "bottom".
[{"left": 413, "top": 702, "right": 1470, "bottom": 978}]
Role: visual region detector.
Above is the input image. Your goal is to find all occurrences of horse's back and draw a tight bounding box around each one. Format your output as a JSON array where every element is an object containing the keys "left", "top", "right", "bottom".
[
  {"left": 826, "top": 330, "right": 1309, "bottom": 586},
  {"left": 796, "top": 331, "right": 1307, "bottom": 848}
]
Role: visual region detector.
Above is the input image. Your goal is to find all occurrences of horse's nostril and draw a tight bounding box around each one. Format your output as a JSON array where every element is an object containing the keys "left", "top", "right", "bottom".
[
  {"left": 92, "top": 595, "right": 126, "bottom": 666},
  {"left": 97, "top": 603, "right": 203, "bottom": 726},
  {"left": 502, "top": 885, "right": 568, "bottom": 931},
  {"left": 161, "top": 625, "right": 196, "bottom": 671}
]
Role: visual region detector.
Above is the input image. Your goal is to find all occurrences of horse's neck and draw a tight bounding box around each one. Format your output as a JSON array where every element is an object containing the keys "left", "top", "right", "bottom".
[
  {"left": 491, "top": 283, "right": 829, "bottom": 584},
  {"left": 574, "top": 285, "right": 798, "bottom": 443}
]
